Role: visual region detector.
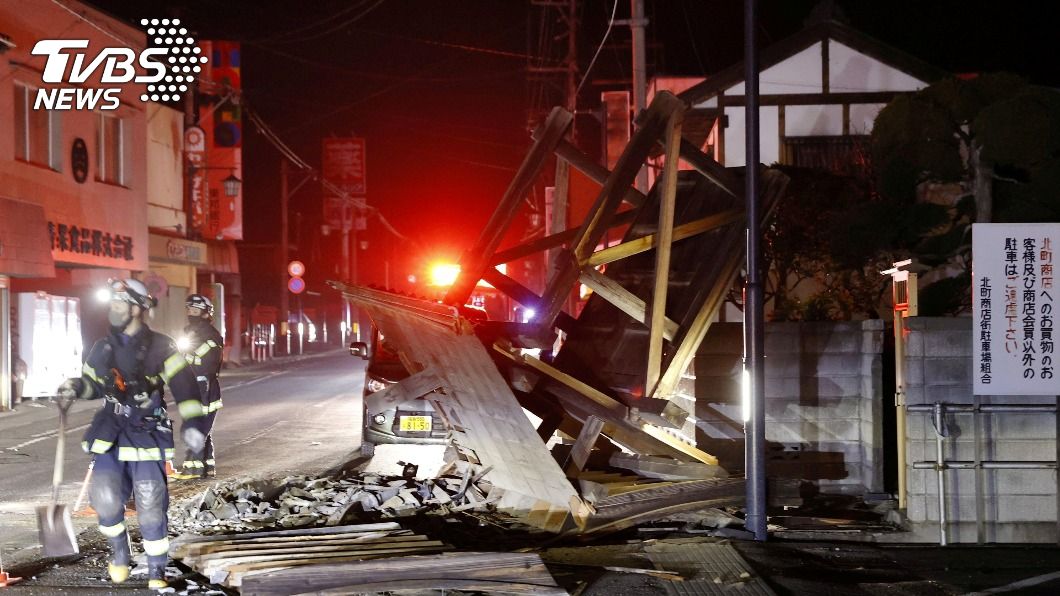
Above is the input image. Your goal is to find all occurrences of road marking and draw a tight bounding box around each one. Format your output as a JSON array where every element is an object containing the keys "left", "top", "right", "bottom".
[
  {"left": 5, "top": 423, "right": 91, "bottom": 451},
  {"left": 235, "top": 420, "right": 287, "bottom": 445},
  {"left": 313, "top": 391, "right": 352, "bottom": 407},
  {"left": 225, "top": 370, "right": 285, "bottom": 391},
  {"left": 963, "top": 571, "right": 1060, "bottom": 595}
]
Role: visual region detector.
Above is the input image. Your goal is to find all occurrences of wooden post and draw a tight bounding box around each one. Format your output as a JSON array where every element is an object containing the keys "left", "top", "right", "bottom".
[
  {"left": 646, "top": 104, "right": 685, "bottom": 396},
  {"left": 537, "top": 92, "right": 685, "bottom": 329}
]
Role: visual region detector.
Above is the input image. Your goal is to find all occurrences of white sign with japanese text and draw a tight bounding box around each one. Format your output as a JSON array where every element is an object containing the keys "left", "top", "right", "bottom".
[{"left": 973, "top": 223, "right": 1059, "bottom": 395}]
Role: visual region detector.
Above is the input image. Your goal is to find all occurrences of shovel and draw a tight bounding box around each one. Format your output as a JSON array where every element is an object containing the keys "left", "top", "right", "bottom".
[{"left": 36, "top": 395, "right": 79, "bottom": 557}]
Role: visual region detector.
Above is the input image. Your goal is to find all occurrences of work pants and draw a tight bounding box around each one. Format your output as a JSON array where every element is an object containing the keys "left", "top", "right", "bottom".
[
  {"left": 89, "top": 450, "right": 170, "bottom": 574},
  {"left": 181, "top": 410, "right": 218, "bottom": 473}
]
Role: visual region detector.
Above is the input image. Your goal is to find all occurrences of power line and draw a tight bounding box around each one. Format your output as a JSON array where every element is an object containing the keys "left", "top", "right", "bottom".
[
  {"left": 242, "top": 100, "right": 419, "bottom": 247},
  {"left": 574, "top": 0, "right": 619, "bottom": 101},
  {"left": 254, "top": 0, "right": 376, "bottom": 43},
  {"left": 273, "top": 0, "right": 388, "bottom": 45}
]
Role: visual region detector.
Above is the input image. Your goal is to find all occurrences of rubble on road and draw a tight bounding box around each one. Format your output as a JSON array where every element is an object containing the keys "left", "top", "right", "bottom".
[{"left": 169, "top": 467, "right": 508, "bottom": 536}]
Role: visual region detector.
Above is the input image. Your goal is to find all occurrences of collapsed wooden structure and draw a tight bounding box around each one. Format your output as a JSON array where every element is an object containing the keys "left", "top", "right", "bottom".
[{"left": 331, "top": 91, "right": 789, "bottom": 532}]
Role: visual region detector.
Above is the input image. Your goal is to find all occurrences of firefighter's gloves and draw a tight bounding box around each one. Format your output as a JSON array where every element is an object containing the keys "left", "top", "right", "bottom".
[
  {"left": 58, "top": 378, "right": 89, "bottom": 400},
  {"left": 182, "top": 427, "right": 206, "bottom": 453},
  {"left": 133, "top": 391, "right": 153, "bottom": 409}
]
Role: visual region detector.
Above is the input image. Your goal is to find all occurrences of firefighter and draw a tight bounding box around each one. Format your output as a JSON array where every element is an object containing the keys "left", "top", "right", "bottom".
[
  {"left": 58, "top": 278, "right": 207, "bottom": 590},
  {"left": 172, "top": 294, "right": 224, "bottom": 479}
]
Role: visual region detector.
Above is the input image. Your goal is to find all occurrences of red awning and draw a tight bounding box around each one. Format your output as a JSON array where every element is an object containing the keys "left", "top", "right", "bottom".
[{"left": 0, "top": 197, "right": 56, "bottom": 278}]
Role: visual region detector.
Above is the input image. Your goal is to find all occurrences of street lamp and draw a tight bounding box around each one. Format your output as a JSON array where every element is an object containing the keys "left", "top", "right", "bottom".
[
  {"left": 188, "top": 164, "right": 242, "bottom": 197},
  {"left": 222, "top": 171, "right": 242, "bottom": 197}
]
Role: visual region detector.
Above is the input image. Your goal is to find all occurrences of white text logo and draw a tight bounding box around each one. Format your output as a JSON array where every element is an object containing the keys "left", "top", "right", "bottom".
[{"left": 30, "top": 18, "right": 204, "bottom": 111}]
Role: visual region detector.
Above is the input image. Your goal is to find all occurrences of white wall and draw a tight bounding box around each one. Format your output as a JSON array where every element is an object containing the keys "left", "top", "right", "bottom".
[
  {"left": 829, "top": 40, "right": 926, "bottom": 92},
  {"left": 723, "top": 105, "right": 779, "bottom": 167}
]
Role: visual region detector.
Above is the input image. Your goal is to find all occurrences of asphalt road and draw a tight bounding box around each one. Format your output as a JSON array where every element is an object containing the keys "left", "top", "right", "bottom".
[{"left": 0, "top": 347, "right": 366, "bottom": 567}]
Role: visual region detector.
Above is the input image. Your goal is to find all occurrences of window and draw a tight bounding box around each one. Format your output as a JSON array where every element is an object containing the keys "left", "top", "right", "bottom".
[
  {"left": 13, "top": 83, "right": 62, "bottom": 171},
  {"left": 97, "top": 113, "right": 125, "bottom": 185},
  {"left": 781, "top": 135, "right": 870, "bottom": 176}
]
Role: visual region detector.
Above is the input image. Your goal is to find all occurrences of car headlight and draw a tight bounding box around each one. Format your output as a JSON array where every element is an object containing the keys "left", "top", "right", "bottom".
[
  {"left": 366, "top": 378, "right": 389, "bottom": 393},
  {"left": 372, "top": 414, "right": 387, "bottom": 425}
]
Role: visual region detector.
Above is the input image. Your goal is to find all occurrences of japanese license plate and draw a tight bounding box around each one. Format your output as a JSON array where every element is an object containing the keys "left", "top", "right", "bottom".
[{"left": 399, "top": 415, "right": 432, "bottom": 432}]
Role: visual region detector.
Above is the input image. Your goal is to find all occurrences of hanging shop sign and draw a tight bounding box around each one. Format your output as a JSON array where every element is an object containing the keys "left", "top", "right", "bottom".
[{"left": 972, "top": 223, "right": 1058, "bottom": 395}]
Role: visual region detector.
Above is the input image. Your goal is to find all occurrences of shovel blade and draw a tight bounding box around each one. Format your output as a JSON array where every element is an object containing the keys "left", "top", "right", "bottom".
[{"left": 36, "top": 504, "right": 79, "bottom": 557}]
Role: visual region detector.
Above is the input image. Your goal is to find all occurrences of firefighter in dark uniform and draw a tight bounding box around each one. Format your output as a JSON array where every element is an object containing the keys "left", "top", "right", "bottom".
[
  {"left": 58, "top": 279, "right": 207, "bottom": 590},
  {"left": 172, "top": 294, "right": 224, "bottom": 479}
]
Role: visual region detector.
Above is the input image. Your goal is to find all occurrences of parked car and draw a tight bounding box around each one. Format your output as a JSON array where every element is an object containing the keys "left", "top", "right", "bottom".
[{"left": 351, "top": 305, "right": 487, "bottom": 455}]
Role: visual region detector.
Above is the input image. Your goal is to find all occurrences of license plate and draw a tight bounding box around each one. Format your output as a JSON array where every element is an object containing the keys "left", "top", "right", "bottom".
[{"left": 399, "top": 415, "right": 432, "bottom": 432}]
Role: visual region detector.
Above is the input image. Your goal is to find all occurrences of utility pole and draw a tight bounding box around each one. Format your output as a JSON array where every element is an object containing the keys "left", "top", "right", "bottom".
[
  {"left": 280, "top": 159, "right": 290, "bottom": 352},
  {"left": 629, "top": 0, "right": 649, "bottom": 192},
  {"left": 743, "top": 0, "right": 767, "bottom": 542}
]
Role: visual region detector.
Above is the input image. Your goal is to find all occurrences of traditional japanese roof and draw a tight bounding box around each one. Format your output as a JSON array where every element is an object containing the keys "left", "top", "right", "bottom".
[{"left": 677, "top": 19, "right": 948, "bottom": 105}]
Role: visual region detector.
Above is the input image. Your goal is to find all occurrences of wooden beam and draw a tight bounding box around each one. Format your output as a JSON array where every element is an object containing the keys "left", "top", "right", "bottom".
[
  {"left": 538, "top": 92, "right": 685, "bottom": 328},
  {"left": 494, "top": 343, "right": 628, "bottom": 421},
  {"left": 678, "top": 138, "right": 739, "bottom": 198},
  {"left": 496, "top": 343, "right": 718, "bottom": 466},
  {"left": 479, "top": 267, "right": 578, "bottom": 332},
  {"left": 646, "top": 104, "right": 684, "bottom": 397},
  {"left": 446, "top": 107, "right": 573, "bottom": 307},
  {"left": 549, "top": 139, "right": 646, "bottom": 208},
  {"left": 566, "top": 415, "right": 604, "bottom": 473},
  {"left": 586, "top": 209, "right": 742, "bottom": 267},
  {"left": 491, "top": 209, "right": 638, "bottom": 266},
  {"left": 578, "top": 268, "right": 678, "bottom": 341},
  {"left": 549, "top": 156, "right": 570, "bottom": 283},
  {"left": 652, "top": 169, "right": 789, "bottom": 398}
]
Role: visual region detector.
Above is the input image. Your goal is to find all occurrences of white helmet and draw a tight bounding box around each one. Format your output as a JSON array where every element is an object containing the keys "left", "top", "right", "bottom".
[{"left": 107, "top": 278, "right": 156, "bottom": 310}]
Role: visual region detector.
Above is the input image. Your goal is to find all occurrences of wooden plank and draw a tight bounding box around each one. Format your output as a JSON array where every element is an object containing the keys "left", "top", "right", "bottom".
[
  {"left": 302, "top": 579, "right": 568, "bottom": 596},
  {"left": 171, "top": 522, "right": 402, "bottom": 556},
  {"left": 646, "top": 104, "right": 685, "bottom": 396},
  {"left": 586, "top": 209, "right": 742, "bottom": 267},
  {"left": 220, "top": 546, "right": 454, "bottom": 587},
  {"left": 578, "top": 267, "right": 678, "bottom": 341},
  {"left": 491, "top": 209, "right": 638, "bottom": 266},
  {"left": 193, "top": 538, "right": 446, "bottom": 565},
  {"left": 446, "top": 106, "right": 573, "bottom": 306},
  {"left": 182, "top": 534, "right": 428, "bottom": 561},
  {"left": 567, "top": 415, "right": 605, "bottom": 472},
  {"left": 240, "top": 551, "right": 560, "bottom": 596}
]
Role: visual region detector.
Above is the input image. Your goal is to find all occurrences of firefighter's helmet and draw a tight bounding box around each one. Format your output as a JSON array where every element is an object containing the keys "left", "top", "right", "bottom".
[
  {"left": 108, "top": 278, "right": 156, "bottom": 310},
  {"left": 185, "top": 294, "right": 214, "bottom": 315}
]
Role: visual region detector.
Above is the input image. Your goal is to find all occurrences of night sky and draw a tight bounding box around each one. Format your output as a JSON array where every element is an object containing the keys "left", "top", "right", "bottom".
[{"left": 85, "top": 0, "right": 1055, "bottom": 308}]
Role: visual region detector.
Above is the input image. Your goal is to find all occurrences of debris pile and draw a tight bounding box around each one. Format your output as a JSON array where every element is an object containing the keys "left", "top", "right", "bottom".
[{"left": 169, "top": 465, "right": 502, "bottom": 536}]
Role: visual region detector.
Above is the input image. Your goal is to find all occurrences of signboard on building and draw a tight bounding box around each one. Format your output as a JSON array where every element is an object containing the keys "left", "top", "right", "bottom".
[
  {"left": 191, "top": 40, "right": 243, "bottom": 241},
  {"left": 322, "top": 137, "right": 366, "bottom": 229},
  {"left": 973, "top": 223, "right": 1058, "bottom": 395}
]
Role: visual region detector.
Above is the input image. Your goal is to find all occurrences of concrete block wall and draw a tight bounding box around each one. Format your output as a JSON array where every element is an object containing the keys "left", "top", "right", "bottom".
[
  {"left": 693, "top": 320, "right": 885, "bottom": 497},
  {"left": 903, "top": 317, "right": 1059, "bottom": 543}
]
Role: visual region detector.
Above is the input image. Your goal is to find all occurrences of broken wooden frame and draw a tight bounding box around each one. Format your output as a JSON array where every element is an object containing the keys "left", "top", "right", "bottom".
[
  {"left": 442, "top": 91, "right": 786, "bottom": 463},
  {"left": 445, "top": 92, "right": 766, "bottom": 407}
]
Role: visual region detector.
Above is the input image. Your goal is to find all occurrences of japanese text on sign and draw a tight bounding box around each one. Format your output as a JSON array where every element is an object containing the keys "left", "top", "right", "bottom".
[{"left": 973, "top": 223, "right": 1058, "bottom": 395}]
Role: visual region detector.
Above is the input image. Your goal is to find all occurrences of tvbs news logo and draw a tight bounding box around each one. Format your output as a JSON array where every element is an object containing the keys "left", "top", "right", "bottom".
[{"left": 30, "top": 18, "right": 206, "bottom": 111}]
